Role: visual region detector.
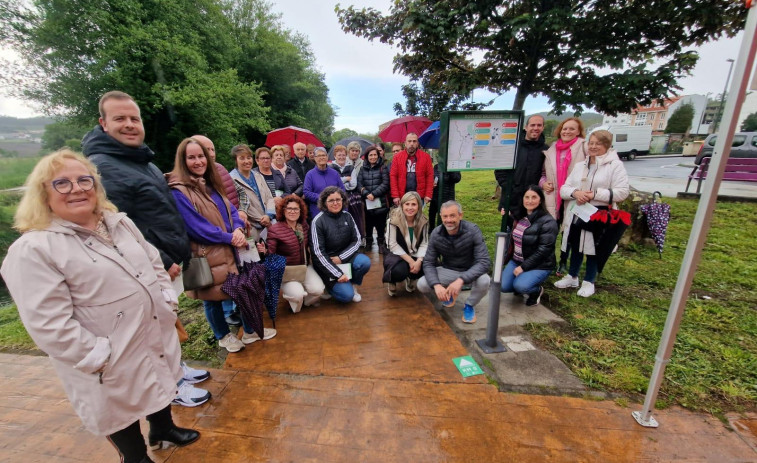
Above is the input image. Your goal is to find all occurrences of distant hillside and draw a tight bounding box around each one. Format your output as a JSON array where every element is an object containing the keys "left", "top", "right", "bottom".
[
  {"left": 0, "top": 116, "right": 54, "bottom": 133},
  {"left": 531, "top": 111, "right": 603, "bottom": 127}
]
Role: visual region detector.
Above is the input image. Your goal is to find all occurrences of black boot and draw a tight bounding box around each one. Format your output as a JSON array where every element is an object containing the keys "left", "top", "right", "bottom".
[
  {"left": 139, "top": 456, "right": 155, "bottom": 463},
  {"left": 148, "top": 425, "right": 200, "bottom": 450}
]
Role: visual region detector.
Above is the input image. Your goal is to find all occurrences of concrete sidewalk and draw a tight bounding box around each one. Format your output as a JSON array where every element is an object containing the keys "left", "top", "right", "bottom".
[{"left": 1, "top": 251, "right": 755, "bottom": 461}]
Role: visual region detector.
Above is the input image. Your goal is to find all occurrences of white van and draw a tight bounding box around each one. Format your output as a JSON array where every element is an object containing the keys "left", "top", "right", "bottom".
[{"left": 591, "top": 125, "right": 652, "bottom": 160}]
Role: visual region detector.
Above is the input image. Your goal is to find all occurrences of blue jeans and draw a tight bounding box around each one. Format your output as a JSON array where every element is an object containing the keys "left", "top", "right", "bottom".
[
  {"left": 203, "top": 300, "right": 254, "bottom": 340},
  {"left": 500, "top": 260, "right": 551, "bottom": 295},
  {"left": 329, "top": 253, "right": 372, "bottom": 302},
  {"left": 222, "top": 299, "right": 236, "bottom": 318},
  {"left": 569, "top": 252, "right": 598, "bottom": 283}
]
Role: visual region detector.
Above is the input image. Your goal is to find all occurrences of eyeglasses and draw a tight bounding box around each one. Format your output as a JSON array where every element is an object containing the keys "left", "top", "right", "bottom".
[
  {"left": 326, "top": 198, "right": 343, "bottom": 204},
  {"left": 285, "top": 207, "right": 301, "bottom": 212},
  {"left": 51, "top": 176, "right": 95, "bottom": 194},
  {"left": 258, "top": 157, "right": 271, "bottom": 161}
]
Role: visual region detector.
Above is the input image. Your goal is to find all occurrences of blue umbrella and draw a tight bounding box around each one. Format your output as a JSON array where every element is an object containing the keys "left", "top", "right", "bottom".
[{"left": 418, "top": 121, "right": 440, "bottom": 149}]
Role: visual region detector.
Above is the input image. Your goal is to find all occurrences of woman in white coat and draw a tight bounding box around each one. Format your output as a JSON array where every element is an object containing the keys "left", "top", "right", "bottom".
[
  {"left": 553, "top": 130, "right": 629, "bottom": 297},
  {"left": 0, "top": 150, "right": 199, "bottom": 463}
]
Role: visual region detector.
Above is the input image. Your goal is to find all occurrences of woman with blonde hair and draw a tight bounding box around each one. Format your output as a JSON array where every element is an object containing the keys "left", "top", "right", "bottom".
[
  {"left": 2, "top": 149, "right": 199, "bottom": 462},
  {"left": 382, "top": 191, "right": 429, "bottom": 295},
  {"left": 541, "top": 117, "right": 587, "bottom": 274},
  {"left": 554, "top": 130, "right": 629, "bottom": 297}
]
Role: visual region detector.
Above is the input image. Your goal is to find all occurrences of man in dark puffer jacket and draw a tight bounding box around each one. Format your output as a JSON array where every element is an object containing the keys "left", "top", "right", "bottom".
[
  {"left": 83, "top": 91, "right": 211, "bottom": 407},
  {"left": 418, "top": 201, "right": 491, "bottom": 324}
]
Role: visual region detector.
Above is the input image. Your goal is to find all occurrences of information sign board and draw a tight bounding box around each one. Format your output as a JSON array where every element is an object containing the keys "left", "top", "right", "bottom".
[{"left": 440, "top": 110, "right": 524, "bottom": 172}]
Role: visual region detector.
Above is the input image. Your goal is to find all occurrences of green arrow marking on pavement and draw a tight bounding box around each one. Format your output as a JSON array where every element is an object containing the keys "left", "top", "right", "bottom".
[{"left": 453, "top": 356, "right": 483, "bottom": 378}]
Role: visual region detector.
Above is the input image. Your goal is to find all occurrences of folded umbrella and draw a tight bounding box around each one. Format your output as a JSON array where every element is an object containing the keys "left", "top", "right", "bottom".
[
  {"left": 222, "top": 261, "right": 266, "bottom": 339},
  {"left": 261, "top": 253, "right": 286, "bottom": 326},
  {"left": 640, "top": 192, "right": 670, "bottom": 258}
]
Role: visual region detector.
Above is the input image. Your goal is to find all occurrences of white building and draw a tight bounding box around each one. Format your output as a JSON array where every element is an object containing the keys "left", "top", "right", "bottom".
[
  {"left": 601, "top": 113, "right": 632, "bottom": 125},
  {"left": 666, "top": 94, "right": 711, "bottom": 136}
]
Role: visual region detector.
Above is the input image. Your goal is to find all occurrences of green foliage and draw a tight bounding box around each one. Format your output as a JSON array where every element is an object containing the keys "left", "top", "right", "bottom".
[
  {"left": 741, "top": 111, "right": 757, "bottom": 132},
  {"left": 0, "top": 303, "right": 37, "bottom": 352},
  {"left": 393, "top": 78, "right": 489, "bottom": 120},
  {"left": 336, "top": 1, "right": 745, "bottom": 113},
  {"left": 41, "top": 120, "right": 90, "bottom": 151},
  {"left": 665, "top": 103, "right": 695, "bottom": 134},
  {"left": 0, "top": 192, "right": 21, "bottom": 265},
  {"left": 458, "top": 171, "right": 756, "bottom": 413},
  {"left": 1, "top": 0, "right": 333, "bottom": 164}
]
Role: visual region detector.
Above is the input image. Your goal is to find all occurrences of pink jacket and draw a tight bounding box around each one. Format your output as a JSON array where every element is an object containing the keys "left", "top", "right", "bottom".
[{"left": 1, "top": 212, "right": 182, "bottom": 435}]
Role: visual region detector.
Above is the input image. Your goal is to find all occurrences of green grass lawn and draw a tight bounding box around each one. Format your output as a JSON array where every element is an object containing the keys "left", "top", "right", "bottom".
[
  {"left": 0, "top": 168, "right": 755, "bottom": 413},
  {"left": 458, "top": 170, "right": 756, "bottom": 416},
  {"left": 0, "top": 156, "right": 41, "bottom": 190}
]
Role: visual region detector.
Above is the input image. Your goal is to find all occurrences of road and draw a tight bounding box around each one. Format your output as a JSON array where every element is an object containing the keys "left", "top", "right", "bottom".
[{"left": 623, "top": 155, "right": 757, "bottom": 198}]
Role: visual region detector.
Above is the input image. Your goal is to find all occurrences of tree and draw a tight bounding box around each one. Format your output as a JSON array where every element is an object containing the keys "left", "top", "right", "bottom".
[
  {"left": 741, "top": 111, "right": 757, "bottom": 132},
  {"left": 336, "top": 1, "right": 745, "bottom": 114},
  {"left": 665, "top": 103, "right": 695, "bottom": 134},
  {"left": 225, "top": 0, "right": 335, "bottom": 146},
  {"left": 1, "top": 0, "right": 335, "bottom": 167},
  {"left": 393, "top": 78, "right": 489, "bottom": 120},
  {"left": 41, "top": 120, "right": 90, "bottom": 151}
]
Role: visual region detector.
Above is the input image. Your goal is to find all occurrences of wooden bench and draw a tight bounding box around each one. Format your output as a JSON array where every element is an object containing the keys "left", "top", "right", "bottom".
[{"left": 685, "top": 157, "right": 757, "bottom": 193}]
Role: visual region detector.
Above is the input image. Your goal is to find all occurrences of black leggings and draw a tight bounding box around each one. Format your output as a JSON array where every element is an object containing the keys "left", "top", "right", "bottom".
[
  {"left": 106, "top": 405, "right": 172, "bottom": 463},
  {"left": 364, "top": 208, "right": 388, "bottom": 245},
  {"left": 388, "top": 260, "right": 424, "bottom": 283}
]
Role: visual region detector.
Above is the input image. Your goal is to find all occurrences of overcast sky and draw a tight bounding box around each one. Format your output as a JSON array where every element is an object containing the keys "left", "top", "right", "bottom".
[{"left": 0, "top": 0, "right": 751, "bottom": 134}]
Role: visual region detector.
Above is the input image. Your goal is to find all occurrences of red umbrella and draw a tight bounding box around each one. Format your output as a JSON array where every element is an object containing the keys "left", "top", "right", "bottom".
[
  {"left": 265, "top": 126, "right": 324, "bottom": 148},
  {"left": 378, "top": 116, "right": 433, "bottom": 143}
]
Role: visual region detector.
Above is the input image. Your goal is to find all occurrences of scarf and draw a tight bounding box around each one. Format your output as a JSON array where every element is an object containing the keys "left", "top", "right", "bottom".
[{"left": 554, "top": 137, "right": 579, "bottom": 212}]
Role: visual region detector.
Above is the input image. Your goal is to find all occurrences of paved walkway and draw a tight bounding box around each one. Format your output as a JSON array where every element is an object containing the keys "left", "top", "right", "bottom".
[{"left": 1, "top": 252, "right": 755, "bottom": 462}]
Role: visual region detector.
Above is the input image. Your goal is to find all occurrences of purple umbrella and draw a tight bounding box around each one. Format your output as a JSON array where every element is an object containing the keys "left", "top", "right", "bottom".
[
  {"left": 222, "top": 261, "right": 266, "bottom": 339},
  {"left": 640, "top": 192, "right": 670, "bottom": 258}
]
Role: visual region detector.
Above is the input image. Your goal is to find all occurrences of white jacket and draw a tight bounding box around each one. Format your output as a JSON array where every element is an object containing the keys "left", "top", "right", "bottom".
[
  {"left": 1, "top": 212, "right": 181, "bottom": 435},
  {"left": 559, "top": 149, "right": 629, "bottom": 254}
]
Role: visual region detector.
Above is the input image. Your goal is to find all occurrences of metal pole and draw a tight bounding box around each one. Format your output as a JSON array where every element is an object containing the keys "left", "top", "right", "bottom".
[
  {"left": 476, "top": 232, "right": 508, "bottom": 353},
  {"left": 713, "top": 59, "right": 735, "bottom": 133},
  {"left": 633, "top": 5, "right": 757, "bottom": 428}
]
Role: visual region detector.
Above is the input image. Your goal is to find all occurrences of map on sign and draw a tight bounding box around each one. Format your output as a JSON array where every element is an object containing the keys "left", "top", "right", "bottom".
[{"left": 444, "top": 112, "right": 521, "bottom": 171}]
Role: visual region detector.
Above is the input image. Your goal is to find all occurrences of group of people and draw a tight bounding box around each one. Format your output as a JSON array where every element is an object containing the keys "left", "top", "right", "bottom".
[
  {"left": 496, "top": 115, "right": 629, "bottom": 305},
  {"left": 0, "top": 90, "right": 630, "bottom": 463}
]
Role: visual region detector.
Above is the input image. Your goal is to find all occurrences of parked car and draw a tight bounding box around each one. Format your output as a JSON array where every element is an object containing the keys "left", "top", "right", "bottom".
[{"left": 695, "top": 132, "right": 757, "bottom": 164}]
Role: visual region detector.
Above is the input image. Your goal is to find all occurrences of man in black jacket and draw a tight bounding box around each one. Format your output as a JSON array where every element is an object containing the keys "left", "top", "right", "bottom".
[
  {"left": 82, "top": 91, "right": 210, "bottom": 407},
  {"left": 288, "top": 141, "right": 315, "bottom": 183},
  {"left": 417, "top": 201, "right": 491, "bottom": 324},
  {"left": 495, "top": 115, "right": 548, "bottom": 217}
]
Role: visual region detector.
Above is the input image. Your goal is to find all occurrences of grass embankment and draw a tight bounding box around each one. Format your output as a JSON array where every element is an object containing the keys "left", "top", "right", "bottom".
[
  {"left": 0, "top": 164, "right": 755, "bottom": 410},
  {"left": 459, "top": 170, "right": 756, "bottom": 416}
]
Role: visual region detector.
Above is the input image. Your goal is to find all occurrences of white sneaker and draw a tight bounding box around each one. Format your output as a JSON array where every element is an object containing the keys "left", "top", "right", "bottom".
[
  {"left": 288, "top": 299, "right": 303, "bottom": 313},
  {"left": 387, "top": 283, "right": 396, "bottom": 296},
  {"left": 181, "top": 361, "right": 210, "bottom": 384},
  {"left": 577, "top": 281, "right": 595, "bottom": 297},
  {"left": 241, "top": 328, "right": 277, "bottom": 344},
  {"left": 303, "top": 294, "right": 321, "bottom": 307},
  {"left": 219, "top": 333, "right": 244, "bottom": 353},
  {"left": 405, "top": 278, "right": 417, "bottom": 292},
  {"left": 320, "top": 292, "right": 332, "bottom": 300},
  {"left": 554, "top": 275, "right": 579, "bottom": 289},
  {"left": 172, "top": 380, "right": 211, "bottom": 407},
  {"left": 352, "top": 285, "right": 362, "bottom": 302}
]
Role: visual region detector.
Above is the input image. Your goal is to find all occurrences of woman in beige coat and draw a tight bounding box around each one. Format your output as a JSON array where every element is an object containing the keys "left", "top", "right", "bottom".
[
  {"left": 541, "top": 117, "right": 587, "bottom": 274},
  {"left": 0, "top": 150, "right": 198, "bottom": 463}
]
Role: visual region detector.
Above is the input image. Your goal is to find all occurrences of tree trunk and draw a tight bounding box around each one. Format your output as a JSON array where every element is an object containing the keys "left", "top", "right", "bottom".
[
  {"left": 512, "top": 88, "right": 527, "bottom": 111},
  {"left": 617, "top": 186, "right": 660, "bottom": 248}
]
